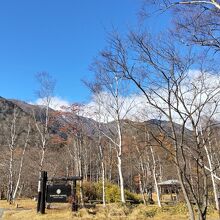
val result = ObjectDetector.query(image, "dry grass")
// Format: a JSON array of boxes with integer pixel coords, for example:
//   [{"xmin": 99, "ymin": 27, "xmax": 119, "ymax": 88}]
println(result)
[
  {"xmin": 0, "ymin": 199, "xmax": 36, "ymax": 209},
  {"xmin": 0, "ymin": 200, "xmax": 74, "ymax": 220},
  {"xmin": 3, "ymin": 209, "xmax": 73, "ymax": 220},
  {"xmin": 0, "ymin": 199, "xmax": 219, "ymax": 220}
]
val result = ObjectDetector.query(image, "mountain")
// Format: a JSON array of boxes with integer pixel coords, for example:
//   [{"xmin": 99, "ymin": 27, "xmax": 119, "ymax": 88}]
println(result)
[
  {"xmin": 0, "ymin": 96, "xmax": 193, "ymax": 141},
  {"xmin": 0, "ymin": 96, "xmax": 99, "ymax": 140}
]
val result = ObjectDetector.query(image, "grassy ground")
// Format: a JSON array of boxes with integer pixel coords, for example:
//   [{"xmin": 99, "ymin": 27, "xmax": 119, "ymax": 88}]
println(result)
[{"xmin": 0, "ymin": 199, "xmax": 219, "ymax": 220}]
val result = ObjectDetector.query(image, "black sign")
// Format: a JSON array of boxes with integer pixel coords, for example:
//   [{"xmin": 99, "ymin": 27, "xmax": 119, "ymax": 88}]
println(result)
[{"xmin": 46, "ymin": 184, "xmax": 71, "ymax": 203}]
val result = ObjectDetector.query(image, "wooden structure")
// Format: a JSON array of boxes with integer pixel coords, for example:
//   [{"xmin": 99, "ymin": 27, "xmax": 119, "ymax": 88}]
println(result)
[
  {"xmin": 36, "ymin": 171, "xmax": 82, "ymax": 214},
  {"xmin": 158, "ymin": 180, "xmax": 181, "ymax": 202}
]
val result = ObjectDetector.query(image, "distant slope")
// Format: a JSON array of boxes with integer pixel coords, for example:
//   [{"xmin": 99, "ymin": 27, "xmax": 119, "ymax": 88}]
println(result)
[{"xmin": 0, "ymin": 96, "xmax": 195, "ymax": 146}]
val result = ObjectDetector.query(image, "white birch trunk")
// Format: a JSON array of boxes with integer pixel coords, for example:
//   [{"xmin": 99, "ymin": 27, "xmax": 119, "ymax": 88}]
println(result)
[
  {"xmin": 150, "ymin": 145, "xmax": 161, "ymax": 207},
  {"xmin": 8, "ymin": 148, "xmax": 14, "ymax": 203},
  {"xmin": 33, "ymin": 76, "xmax": 53, "ymax": 172},
  {"xmin": 7, "ymin": 108, "xmax": 18, "ymax": 203},
  {"xmin": 101, "ymin": 160, "xmax": 106, "ymax": 207},
  {"xmin": 116, "ymin": 119, "xmax": 125, "ymax": 203},
  {"xmin": 117, "ymin": 154, "xmax": 125, "ymax": 203},
  {"xmin": 139, "ymin": 173, "xmax": 146, "ymax": 205},
  {"xmin": 97, "ymin": 99, "xmax": 106, "ymax": 207},
  {"xmin": 134, "ymin": 136, "xmax": 147, "ymax": 205},
  {"xmin": 12, "ymin": 121, "xmax": 31, "ymax": 200},
  {"xmin": 77, "ymin": 136, "xmax": 85, "ymax": 207},
  {"xmin": 200, "ymin": 125, "xmax": 219, "ymax": 211}
]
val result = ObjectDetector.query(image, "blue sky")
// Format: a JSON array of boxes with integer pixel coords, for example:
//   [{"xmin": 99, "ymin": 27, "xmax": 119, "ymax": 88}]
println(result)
[{"xmin": 0, "ymin": 0, "xmax": 169, "ymax": 104}]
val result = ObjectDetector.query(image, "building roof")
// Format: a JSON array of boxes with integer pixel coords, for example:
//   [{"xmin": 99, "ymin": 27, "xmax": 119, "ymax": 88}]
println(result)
[{"xmin": 158, "ymin": 180, "xmax": 180, "ymax": 186}]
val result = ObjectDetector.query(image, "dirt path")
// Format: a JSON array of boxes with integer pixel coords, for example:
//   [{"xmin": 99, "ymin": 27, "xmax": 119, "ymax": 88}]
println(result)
[{"xmin": 0, "ymin": 208, "xmax": 5, "ymax": 219}]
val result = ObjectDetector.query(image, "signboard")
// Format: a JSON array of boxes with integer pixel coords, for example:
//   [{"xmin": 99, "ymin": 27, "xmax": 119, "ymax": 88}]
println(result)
[{"xmin": 46, "ymin": 184, "xmax": 71, "ymax": 203}]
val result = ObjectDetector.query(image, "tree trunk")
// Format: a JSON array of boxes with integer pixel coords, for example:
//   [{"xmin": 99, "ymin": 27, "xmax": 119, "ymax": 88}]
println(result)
[
  {"xmin": 150, "ymin": 145, "xmax": 161, "ymax": 207},
  {"xmin": 139, "ymin": 173, "xmax": 146, "ymax": 205},
  {"xmin": 8, "ymin": 148, "xmax": 14, "ymax": 203},
  {"xmin": 202, "ymin": 126, "xmax": 219, "ymax": 211},
  {"xmin": 13, "ymin": 155, "xmax": 24, "ymax": 200},
  {"xmin": 13, "ymin": 122, "xmax": 30, "ymax": 200},
  {"xmin": 177, "ymin": 167, "xmax": 195, "ymax": 220},
  {"xmin": 98, "ymin": 140, "xmax": 106, "ymax": 206},
  {"xmin": 39, "ymin": 147, "xmax": 46, "ymax": 172},
  {"xmin": 117, "ymin": 154, "xmax": 125, "ymax": 203},
  {"xmin": 77, "ymin": 137, "xmax": 85, "ymax": 207},
  {"xmin": 108, "ymin": 143, "xmax": 113, "ymax": 181},
  {"xmin": 101, "ymin": 160, "xmax": 106, "ymax": 207},
  {"xmin": 116, "ymin": 117, "xmax": 126, "ymax": 204}
]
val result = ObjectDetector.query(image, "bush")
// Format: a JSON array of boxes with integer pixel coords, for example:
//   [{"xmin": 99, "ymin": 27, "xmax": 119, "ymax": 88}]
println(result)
[
  {"xmin": 81, "ymin": 181, "xmax": 97, "ymax": 201},
  {"xmin": 105, "ymin": 182, "xmax": 121, "ymax": 202},
  {"xmin": 125, "ymin": 189, "xmax": 141, "ymax": 203},
  {"xmin": 82, "ymin": 181, "xmax": 140, "ymax": 203}
]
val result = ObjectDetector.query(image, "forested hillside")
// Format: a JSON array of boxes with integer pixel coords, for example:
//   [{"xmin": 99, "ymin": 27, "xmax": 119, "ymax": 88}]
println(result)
[
  {"xmin": 0, "ymin": 96, "xmax": 188, "ymax": 197},
  {"xmin": 1, "ymin": 95, "xmax": 220, "ymax": 209}
]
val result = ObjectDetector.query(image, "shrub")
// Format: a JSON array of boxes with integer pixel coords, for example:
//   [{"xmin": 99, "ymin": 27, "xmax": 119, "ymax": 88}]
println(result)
[
  {"xmin": 125, "ymin": 189, "xmax": 141, "ymax": 203},
  {"xmin": 82, "ymin": 181, "xmax": 98, "ymax": 201},
  {"xmin": 82, "ymin": 181, "xmax": 140, "ymax": 203},
  {"xmin": 105, "ymin": 182, "xmax": 121, "ymax": 202}
]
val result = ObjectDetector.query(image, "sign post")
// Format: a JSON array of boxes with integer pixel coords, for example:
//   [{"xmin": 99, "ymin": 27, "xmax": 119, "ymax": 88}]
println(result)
[
  {"xmin": 37, "ymin": 171, "xmax": 47, "ymax": 214},
  {"xmin": 37, "ymin": 171, "xmax": 82, "ymax": 214},
  {"xmin": 39, "ymin": 171, "xmax": 47, "ymax": 214},
  {"xmin": 72, "ymin": 179, "xmax": 78, "ymax": 212}
]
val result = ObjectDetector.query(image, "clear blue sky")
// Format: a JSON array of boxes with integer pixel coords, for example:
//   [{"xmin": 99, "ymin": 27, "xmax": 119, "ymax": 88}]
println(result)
[{"xmin": 0, "ymin": 0, "xmax": 169, "ymax": 104}]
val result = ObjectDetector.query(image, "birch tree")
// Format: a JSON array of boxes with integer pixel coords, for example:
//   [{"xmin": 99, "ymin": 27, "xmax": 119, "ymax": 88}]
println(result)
[
  {"xmin": 2, "ymin": 106, "xmax": 31, "ymax": 203},
  {"xmin": 34, "ymin": 72, "xmax": 55, "ymax": 171},
  {"xmin": 12, "ymin": 120, "xmax": 31, "ymax": 200},
  {"xmin": 148, "ymin": 132, "xmax": 162, "ymax": 207},
  {"xmin": 95, "ymin": 30, "xmax": 220, "ymax": 219},
  {"xmin": 92, "ymin": 94, "xmax": 106, "ymax": 206},
  {"xmin": 89, "ymin": 47, "xmax": 135, "ymax": 203},
  {"xmin": 6, "ymin": 108, "xmax": 19, "ymax": 203},
  {"xmin": 61, "ymin": 104, "xmax": 88, "ymax": 207}
]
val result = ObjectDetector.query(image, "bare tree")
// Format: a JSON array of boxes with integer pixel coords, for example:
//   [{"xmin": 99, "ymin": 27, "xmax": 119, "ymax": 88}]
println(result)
[
  {"xmin": 92, "ymin": 94, "xmax": 106, "ymax": 206},
  {"xmin": 95, "ymin": 29, "xmax": 220, "ymax": 219},
  {"xmin": 142, "ymin": 0, "xmax": 220, "ymax": 53},
  {"xmin": 1, "ymin": 106, "xmax": 31, "ymax": 203},
  {"xmin": 149, "ymin": 0, "xmax": 220, "ymax": 10},
  {"xmin": 60, "ymin": 104, "xmax": 88, "ymax": 207},
  {"xmin": 7, "ymin": 108, "xmax": 19, "ymax": 203},
  {"xmin": 132, "ymin": 136, "xmax": 147, "ymax": 205},
  {"xmin": 147, "ymin": 132, "xmax": 162, "ymax": 207},
  {"xmin": 12, "ymin": 120, "xmax": 31, "ymax": 200},
  {"xmin": 34, "ymin": 72, "xmax": 55, "ymax": 171},
  {"xmin": 89, "ymin": 49, "xmax": 135, "ymax": 203}
]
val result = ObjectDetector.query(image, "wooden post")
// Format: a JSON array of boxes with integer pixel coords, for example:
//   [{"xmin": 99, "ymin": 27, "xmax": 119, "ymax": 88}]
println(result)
[
  {"xmin": 37, "ymin": 171, "xmax": 47, "ymax": 214},
  {"xmin": 72, "ymin": 180, "xmax": 78, "ymax": 212},
  {"xmin": 39, "ymin": 171, "xmax": 47, "ymax": 214}
]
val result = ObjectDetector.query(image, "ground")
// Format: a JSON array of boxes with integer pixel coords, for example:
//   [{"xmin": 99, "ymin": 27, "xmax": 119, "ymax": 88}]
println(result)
[{"xmin": 0, "ymin": 199, "xmax": 219, "ymax": 220}]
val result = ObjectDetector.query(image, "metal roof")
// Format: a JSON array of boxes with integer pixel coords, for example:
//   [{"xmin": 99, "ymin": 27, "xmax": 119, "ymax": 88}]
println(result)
[{"xmin": 158, "ymin": 180, "xmax": 180, "ymax": 185}]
